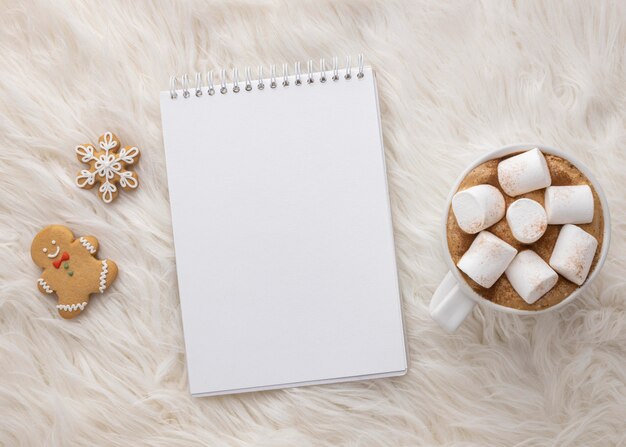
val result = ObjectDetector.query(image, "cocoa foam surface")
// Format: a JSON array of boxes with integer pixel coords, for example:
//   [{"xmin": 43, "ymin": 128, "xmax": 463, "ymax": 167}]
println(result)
[{"xmin": 447, "ymin": 154, "xmax": 604, "ymax": 311}]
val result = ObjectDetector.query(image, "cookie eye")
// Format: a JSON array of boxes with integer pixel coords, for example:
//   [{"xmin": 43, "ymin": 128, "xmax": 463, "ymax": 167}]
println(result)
[
  {"xmin": 51, "ymin": 240, "xmax": 56, "ymax": 245},
  {"xmin": 42, "ymin": 248, "xmax": 48, "ymax": 253}
]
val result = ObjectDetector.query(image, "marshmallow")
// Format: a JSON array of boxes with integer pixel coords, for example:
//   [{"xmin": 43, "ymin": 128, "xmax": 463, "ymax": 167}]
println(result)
[
  {"xmin": 497, "ymin": 148, "xmax": 552, "ymax": 196},
  {"xmin": 549, "ymin": 224, "xmax": 598, "ymax": 285},
  {"xmin": 457, "ymin": 231, "xmax": 517, "ymax": 288},
  {"xmin": 506, "ymin": 198, "xmax": 548, "ymax": 244},
  {"xmin": 452, "ymin": 185, "xmax": 505, "ymax": 234},
  {"xmin": 545, "ymin": 185, "xmax": 594, "ymax": 225},
  {"xmin": 505, "ymin": 250, "xmax": 558, "ymax": 304}
]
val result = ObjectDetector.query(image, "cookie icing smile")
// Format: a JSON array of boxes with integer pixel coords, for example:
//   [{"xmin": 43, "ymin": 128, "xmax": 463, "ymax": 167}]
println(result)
[{"xmin": 47, "ymin": 245, "xmax": 60, "ymax": 258}]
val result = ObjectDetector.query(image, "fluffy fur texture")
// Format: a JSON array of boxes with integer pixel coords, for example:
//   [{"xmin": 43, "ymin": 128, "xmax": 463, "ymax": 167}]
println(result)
[{"xmin": 1, "ymin": 0, "xmax": 625, "ymax": 445}]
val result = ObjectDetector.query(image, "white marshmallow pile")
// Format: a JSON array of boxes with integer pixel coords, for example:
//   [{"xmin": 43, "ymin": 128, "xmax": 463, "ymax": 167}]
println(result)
[
  {"xmin": 506, "ymin": 198, "xmax": 547, "ymax": 244},
  {"xmin": 457, "ymin": 231, "xmax": 517, "ymax": 288},
  {"xmin": 549, "ymin": 224, "xmax": 598, "ymax": 285},
  {"xmin": 452, "ymin": 148, "xmax": 600, "ymax": 302},
  {"xmin": 497, "ymin": 148, "xmax": 552, "ymax": 197},
  {"xmin": 545, "ymin": 185, "xmax": 594, "ymax": 224},
  {"xmin": 505, "ymin": 250, "xmax": 558, "ymax": 304},
  {"xmin": 451, "ymin": 184, "xmax": 505, "ymax": 234}
]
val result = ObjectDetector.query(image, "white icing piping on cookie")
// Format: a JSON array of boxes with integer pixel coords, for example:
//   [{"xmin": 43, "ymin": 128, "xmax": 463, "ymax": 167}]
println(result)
[
  {"xmin": 56, "ymin": 302, "xmax": 88, "ymax": 312},
  {"xmin": 79, "ymin": 237, "xmax": 97, "ymax": 254},
  {"xmin": 75, "ymin": 132, "xmax": 139, "ymax": 204},
  {"xmin": 47, "ymin": 246, "xmax": 60, "ymax": 258},
  {"xmin": 38, "ymin": 278, "xmax": 54, "ymax": 294},
  {"xmin": 99, "ymin": 259, "xmax": 108, "ymax": 293},
  {"xmin": 99, "ymin": 132, "xmax": 118, "ymax": 151}
]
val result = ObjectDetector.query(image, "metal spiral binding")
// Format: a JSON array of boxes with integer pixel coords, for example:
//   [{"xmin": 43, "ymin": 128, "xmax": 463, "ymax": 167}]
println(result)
[
  {"xmin": 245, "ymin": 67, "xmax": 252, "ymax": 91},
  {"xmin": 258, "ymin": 66, "xmax": 265, "ymax": 90},
  {"xmin": 282, "ymin": 63, "xmax": 289, "ymax": 87},
  {"xmin": 232, "ymin": 68, "xmax": 240, "ymax": 93},
  {"xmin": 307, "ymin": 60, "xmax": 314, "ymax": 84},
  {"xmin": 207, "ymin": 71, "xmax": 215, "ymax": 96},
  {"xmin": 169, "ymin": 54, "xmax": 365, "ymax": 99},
  {"xmin": 220, "ymin": 69, "xmax": 227, "ymax": 94},
  {"xmin": 195, "ymin": 72, "xmax": 203, "ymax": 97},
  {"xmin": 181, "ymin": 74, "xmax": 190, "ymax": 98},
  {"xmin": 332, "ymin": 56, "xmax": 339, "ymax": 81},
  {"xmin": 294, "ymin": 62, "xmax": 302, "ymax": 86}
]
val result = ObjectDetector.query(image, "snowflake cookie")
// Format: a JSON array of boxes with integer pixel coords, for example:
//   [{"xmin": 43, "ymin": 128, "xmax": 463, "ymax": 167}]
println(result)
[
  {"xmin": 75, "ymin": 132, "xmax": 140, "ymax": 203},
  {"xmin": 31, "ymin": 225, "xmax": 118, "ymax": 319}
]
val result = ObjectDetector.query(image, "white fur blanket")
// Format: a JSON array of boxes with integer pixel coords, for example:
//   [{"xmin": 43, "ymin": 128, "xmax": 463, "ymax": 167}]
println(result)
[{"xmin": 1, "ymin": 0, "xmax": 625, "ymax": 445}]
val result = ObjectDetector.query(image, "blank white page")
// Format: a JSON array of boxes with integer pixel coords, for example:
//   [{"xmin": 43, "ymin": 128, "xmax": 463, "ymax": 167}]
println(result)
[{"xmin": 160, "ymin": 66, "xmax": 406, "ymax": 396}]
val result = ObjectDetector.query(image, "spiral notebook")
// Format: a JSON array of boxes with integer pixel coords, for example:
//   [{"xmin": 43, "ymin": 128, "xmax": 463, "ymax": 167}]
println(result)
[{"xmin": 160, "ymin": 56, "xmax": 407, "ymax": 397}]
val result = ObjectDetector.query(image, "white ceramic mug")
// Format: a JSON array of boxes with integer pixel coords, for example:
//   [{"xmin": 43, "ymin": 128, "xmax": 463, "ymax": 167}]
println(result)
[{"xmin": 430, "ymin": 144, "xmax": 611, "ymax": 333}]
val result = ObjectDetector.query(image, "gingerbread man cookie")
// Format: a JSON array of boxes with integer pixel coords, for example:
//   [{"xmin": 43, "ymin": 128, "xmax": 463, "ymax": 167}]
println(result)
[
  {"xmin": 75, "ymin": 132, "xmax": 140, "ymax": 203},
  {"xmin": 31, "ymin": 225, "xmax": 118, "ymax": 319}
]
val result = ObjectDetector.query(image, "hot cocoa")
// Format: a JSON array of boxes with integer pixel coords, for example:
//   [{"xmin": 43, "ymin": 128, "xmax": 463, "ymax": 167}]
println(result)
[{"xmin": 447, "ymin": 152, "xmax": 604, "ymax": 311}]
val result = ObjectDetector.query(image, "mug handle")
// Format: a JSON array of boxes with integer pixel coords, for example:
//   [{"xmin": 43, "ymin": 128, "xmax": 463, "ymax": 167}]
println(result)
[{"xmin": 430, "ymin": 271, "xmax": 476, "ymax": 333}]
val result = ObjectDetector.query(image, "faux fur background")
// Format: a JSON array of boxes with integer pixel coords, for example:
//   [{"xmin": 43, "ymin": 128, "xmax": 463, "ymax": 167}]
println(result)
[{"xmin": 1, "ymin": 0, "xmax": 625, "ymax": 445}]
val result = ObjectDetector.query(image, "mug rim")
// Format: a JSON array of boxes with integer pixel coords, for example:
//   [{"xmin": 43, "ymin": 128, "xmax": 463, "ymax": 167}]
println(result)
[{"xmin": 441, "ymin": 143, "xmax": 612, "ymax": 315}]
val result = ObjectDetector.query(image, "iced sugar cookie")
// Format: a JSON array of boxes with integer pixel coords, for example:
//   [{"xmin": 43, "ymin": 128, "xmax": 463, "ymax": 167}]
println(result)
[
  {"xmin": 31, "ymin": 225, "xmax": 118, "ymax": 319},
  {"xmin": 75, "ymin": 131, "xmax": 140, "ymax": 203}
]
